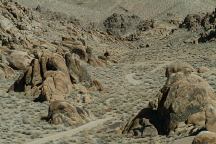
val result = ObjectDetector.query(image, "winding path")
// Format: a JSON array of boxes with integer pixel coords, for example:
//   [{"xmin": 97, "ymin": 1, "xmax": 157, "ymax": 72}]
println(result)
[{"xmin": 25, "ymin": 117, "xmax": 112, "ymax": 144}]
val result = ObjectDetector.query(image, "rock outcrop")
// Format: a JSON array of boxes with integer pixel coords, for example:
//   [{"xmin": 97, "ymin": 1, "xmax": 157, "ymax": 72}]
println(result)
[
  {"xmin": 47, "ymin": 100, "xmax": 91, "ymax": 126},
  {"xmin": 123, "ymin": 61, "xmax": 216, "ymax": 137},
  {"xmin": 10, "ymin": 50, "xmax": 95, "ymax": 102},
  {"xmin": 104, "ymin": 13, "xmax": 154, "ymax": 38},
  {"xmin": 0, "ymin": 0, "xmax": 108, "ymax": 127},
  {"xmin": 7, "ymin": 50, "xmax": 33, "ymax": 70},
  {"xmin": 193, "ymin": 131, "xmax": 216, "ymax": 144},
  {"xmin": 180, "ymin": 8, "xmax": 216, "ymax": 42}
]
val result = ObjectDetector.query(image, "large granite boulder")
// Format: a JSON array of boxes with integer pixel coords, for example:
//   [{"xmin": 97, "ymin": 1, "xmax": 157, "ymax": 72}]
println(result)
[
  {"xmin": 123, "ymin": 61, "xmax": 216, "ymax": 137},
  {"xmin": 193, "ymin": 131, "xmax": 216, "ymax": 144},
  {"xmin": 6, "ymin": 50, "xmax": 33, "ymax": 70},
  {"xmin": 47, "ymin": 100, "xmax": 91, "ymax": 126}
]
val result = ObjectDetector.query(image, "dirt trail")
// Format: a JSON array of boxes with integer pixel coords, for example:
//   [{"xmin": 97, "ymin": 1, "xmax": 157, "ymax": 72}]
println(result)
[{"xmin": 25, "ymin": 117, "xmax": 112, "ymax": 144}]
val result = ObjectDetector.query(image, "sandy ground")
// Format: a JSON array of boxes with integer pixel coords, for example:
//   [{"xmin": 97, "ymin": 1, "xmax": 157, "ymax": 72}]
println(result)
[{"xmin": 1, "ymin": 0, "xmax": 216, "ymax": 144}]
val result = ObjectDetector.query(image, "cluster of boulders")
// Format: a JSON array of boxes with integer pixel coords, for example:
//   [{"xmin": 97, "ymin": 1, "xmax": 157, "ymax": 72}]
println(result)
[
  {"xmin": 0, "ymin": 0, "xmax": 109, "ymax": 126},
  {"xmin": 0, "ymin": 0, "xmax": 40, "ymax": 50},
  {"xmin": 0, "ymin": 0, "xmax": 39, "ymax": 79},
  {"xmin": 123, "ymin": 61, "xmax": 216, "ymax": 143},
  {"xmin": 180, "ymin": 8, "xmax": 216, "ymax": 42},
  {"xmin": 103, "ymin": 13, "xmax": 154, "ymax": 39},
  {"xmin": 7, "ymin": 48, "xmax": 104, "ymax": 125}
]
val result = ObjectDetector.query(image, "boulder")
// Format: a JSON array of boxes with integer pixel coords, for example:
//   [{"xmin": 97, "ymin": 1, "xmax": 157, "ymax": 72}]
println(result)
[
  {"xmin": 31, "ymin": 59, "xmax": 43, "ymax": 87},
  {"xmin": 158, "ymin": 71, "xmax": 215, "ymax": 134},
  {"xmin": 180, "ymin": 14, "xmax": 204, "ymax": 31},
  {"xmin": 7, "ymin": 50, "xmax": 33, "ymax": 70},
  {"xmin": 41, "ymin": 71, "xmax": 72, "ymax": 102},
  {"xmin": 180, "ymin": 9, "xmax": 216, "ymax": 42},
  {"xmin": 40, "ymin": 51, "xmax": 69, "ymax": 76},
  {"xmin": 193, "ymin": 131, "xmax": 216, "ymax": 144},
  {"xmin": 197, "ymin": 66, "xmax": 210, "ymax": 73},
  {"xmin": 104, "ymin": 13, "xmax": 153, "ymax": 37},
  {"xmin": 10, "ymin": 51, "xmax": 72, "ymax": 101},
  {"xmin": 124, "ymin": 61, "xmax": 216, "ymax": 137},
  {"xmin": 47, "ymin": 100, "xmax": 91, "ymax": 126},
  {"xmin": 65, "ymin": 53, "xmax": 91, "ymax": 84},
  {"xmin": 91, "ymin": 79, "xmax": 103, "ymax": 91},
  {"xmin": 0, "ymin": 15, "xmax": 14, "ymax": 31},
  {"xmin": 186, "ymin": 111, "xmax": 206, "ymax": 128},
  {"xmin": 165, "ymin": 61, "xmax": 195, "ymax": 78},
  {"xmin": 205, "ymin": 103, "xmax": 216, "ymax": 133}
]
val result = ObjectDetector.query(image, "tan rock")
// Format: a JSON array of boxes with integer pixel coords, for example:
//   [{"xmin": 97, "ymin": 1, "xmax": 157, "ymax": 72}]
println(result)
[
  {"xmin": 47, "ymin": 53, "xmax": 69, "ymax": 75},
  {"xmin": 0, "ymin": 69, "xmax": 5, "ymax": 79},
  {"xmin": 197, "ymin": 66, "xmax": 210, "ymax": 73},
  {"xmin": 165, "ymin": 61, "xmax": 195, "ymax": 77},
  {"xmin": 205, "ymin": 104, "xmax": 216, "ymax": 133},
  {"xmin": 193, "ymin": 131, "xmax": 216, "ymax": 144},
  {"xmin": 31, "ymin": 59, "xmax": 42, "ymax": 86},
  {"xmin": 0, "ymin": 63, "xmax": 15, "ymax": 79},
  {"xmin": 65, "ymin": 53, "xmax": 91, "ymax": 84},
  {"xmin": 92, "ymin": 79, "xmax": 103, "ymax": 91},
  {"xmin": 7, "ymin": 50, "xmax": 33, "ymax": 70},
  {"xmin": 126, "ymin": 61, "xmax": 216, "ymax": 137},
  {"xmin": 158, "ymin": 71, "xmax": 215, "ymax": 134},
  {"xmin": 47, "ymin": 100, "xmax": 91, "ymax": 125},
  {"xmin": 41, "ymin": 71, "xmax": 72, "ymax": 102},
  {"xmin": 186, "ymin": 111, "xmax": 206, "ymax": 128}
]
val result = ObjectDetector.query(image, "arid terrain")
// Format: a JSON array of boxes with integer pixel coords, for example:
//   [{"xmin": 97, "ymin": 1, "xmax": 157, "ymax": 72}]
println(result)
[{"xmin": 1, "ymin": 0, "xmax": 216, "ymax": 144}]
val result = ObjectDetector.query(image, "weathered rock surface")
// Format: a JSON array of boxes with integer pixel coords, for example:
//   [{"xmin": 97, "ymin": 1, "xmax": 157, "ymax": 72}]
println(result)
[
  {"xmin": 180, "ymin": 8, "xmax": 216, "ymax": 42},
  {"xmin": 65, "ymin": 53, "xmax": 91, "ymax": 84},
  {"xmin": 47, "ymin": 100, "xmax": 91, "ymax": 126},
  {"xmin": 7, "ymin": 50, "xmax": 33, "ymax": 70},
  {"xmin": 158, "ymin": 71, "xmax": 215, "ymax": 134},
  {"xmin": 0, "ymin": 63, "xmax": 15, "ymax": 79},
  {"xmin": 123, "ymin": 61, "xmax": 216, "ymax": 137},
  {"xmin": 10, "ymin": 51, "xmax": 73, "ymax": 101},
  {"xmin": 41, "ymin": 71, "xmax": 72, "ymax": 102},
  {"xmin": 180, "ymin": 14, "xmax": 205, "ymax": 31},
  {"xmin": 159, "ymin": 62, "xmax": 216, "ymax": 135},
  {"xmin": 104, "ymin": 13, "xmax": 154, "ymax": 38},
  {"xmin": 205, "ymin": 103, "xmax": 216, "ymax": 133},
  {"xmin": 193, "ymin": 131, "xmax": 216, "ymax": 144}
]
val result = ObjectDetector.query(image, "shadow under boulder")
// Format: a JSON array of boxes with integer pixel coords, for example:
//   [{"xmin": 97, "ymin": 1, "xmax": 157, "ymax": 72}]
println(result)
[{"xmin": 122, "ymin": 108, "xmax": 158, "ymax": 137}]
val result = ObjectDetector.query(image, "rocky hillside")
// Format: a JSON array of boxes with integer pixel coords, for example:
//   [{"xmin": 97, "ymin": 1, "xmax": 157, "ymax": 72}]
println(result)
[{"xmin": 1, "ymin": 0, "xmax": 216, "ymax": 144}]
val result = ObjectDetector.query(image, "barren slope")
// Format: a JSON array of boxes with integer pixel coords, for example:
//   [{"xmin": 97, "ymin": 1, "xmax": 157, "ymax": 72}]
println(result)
[
  {"xmin": 1, "ymin": 0, "xmax": 216, "ymax": 144},
  {"xmin": 16, "ymin": 0, "xmax": 216, "ymax": 24}
]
